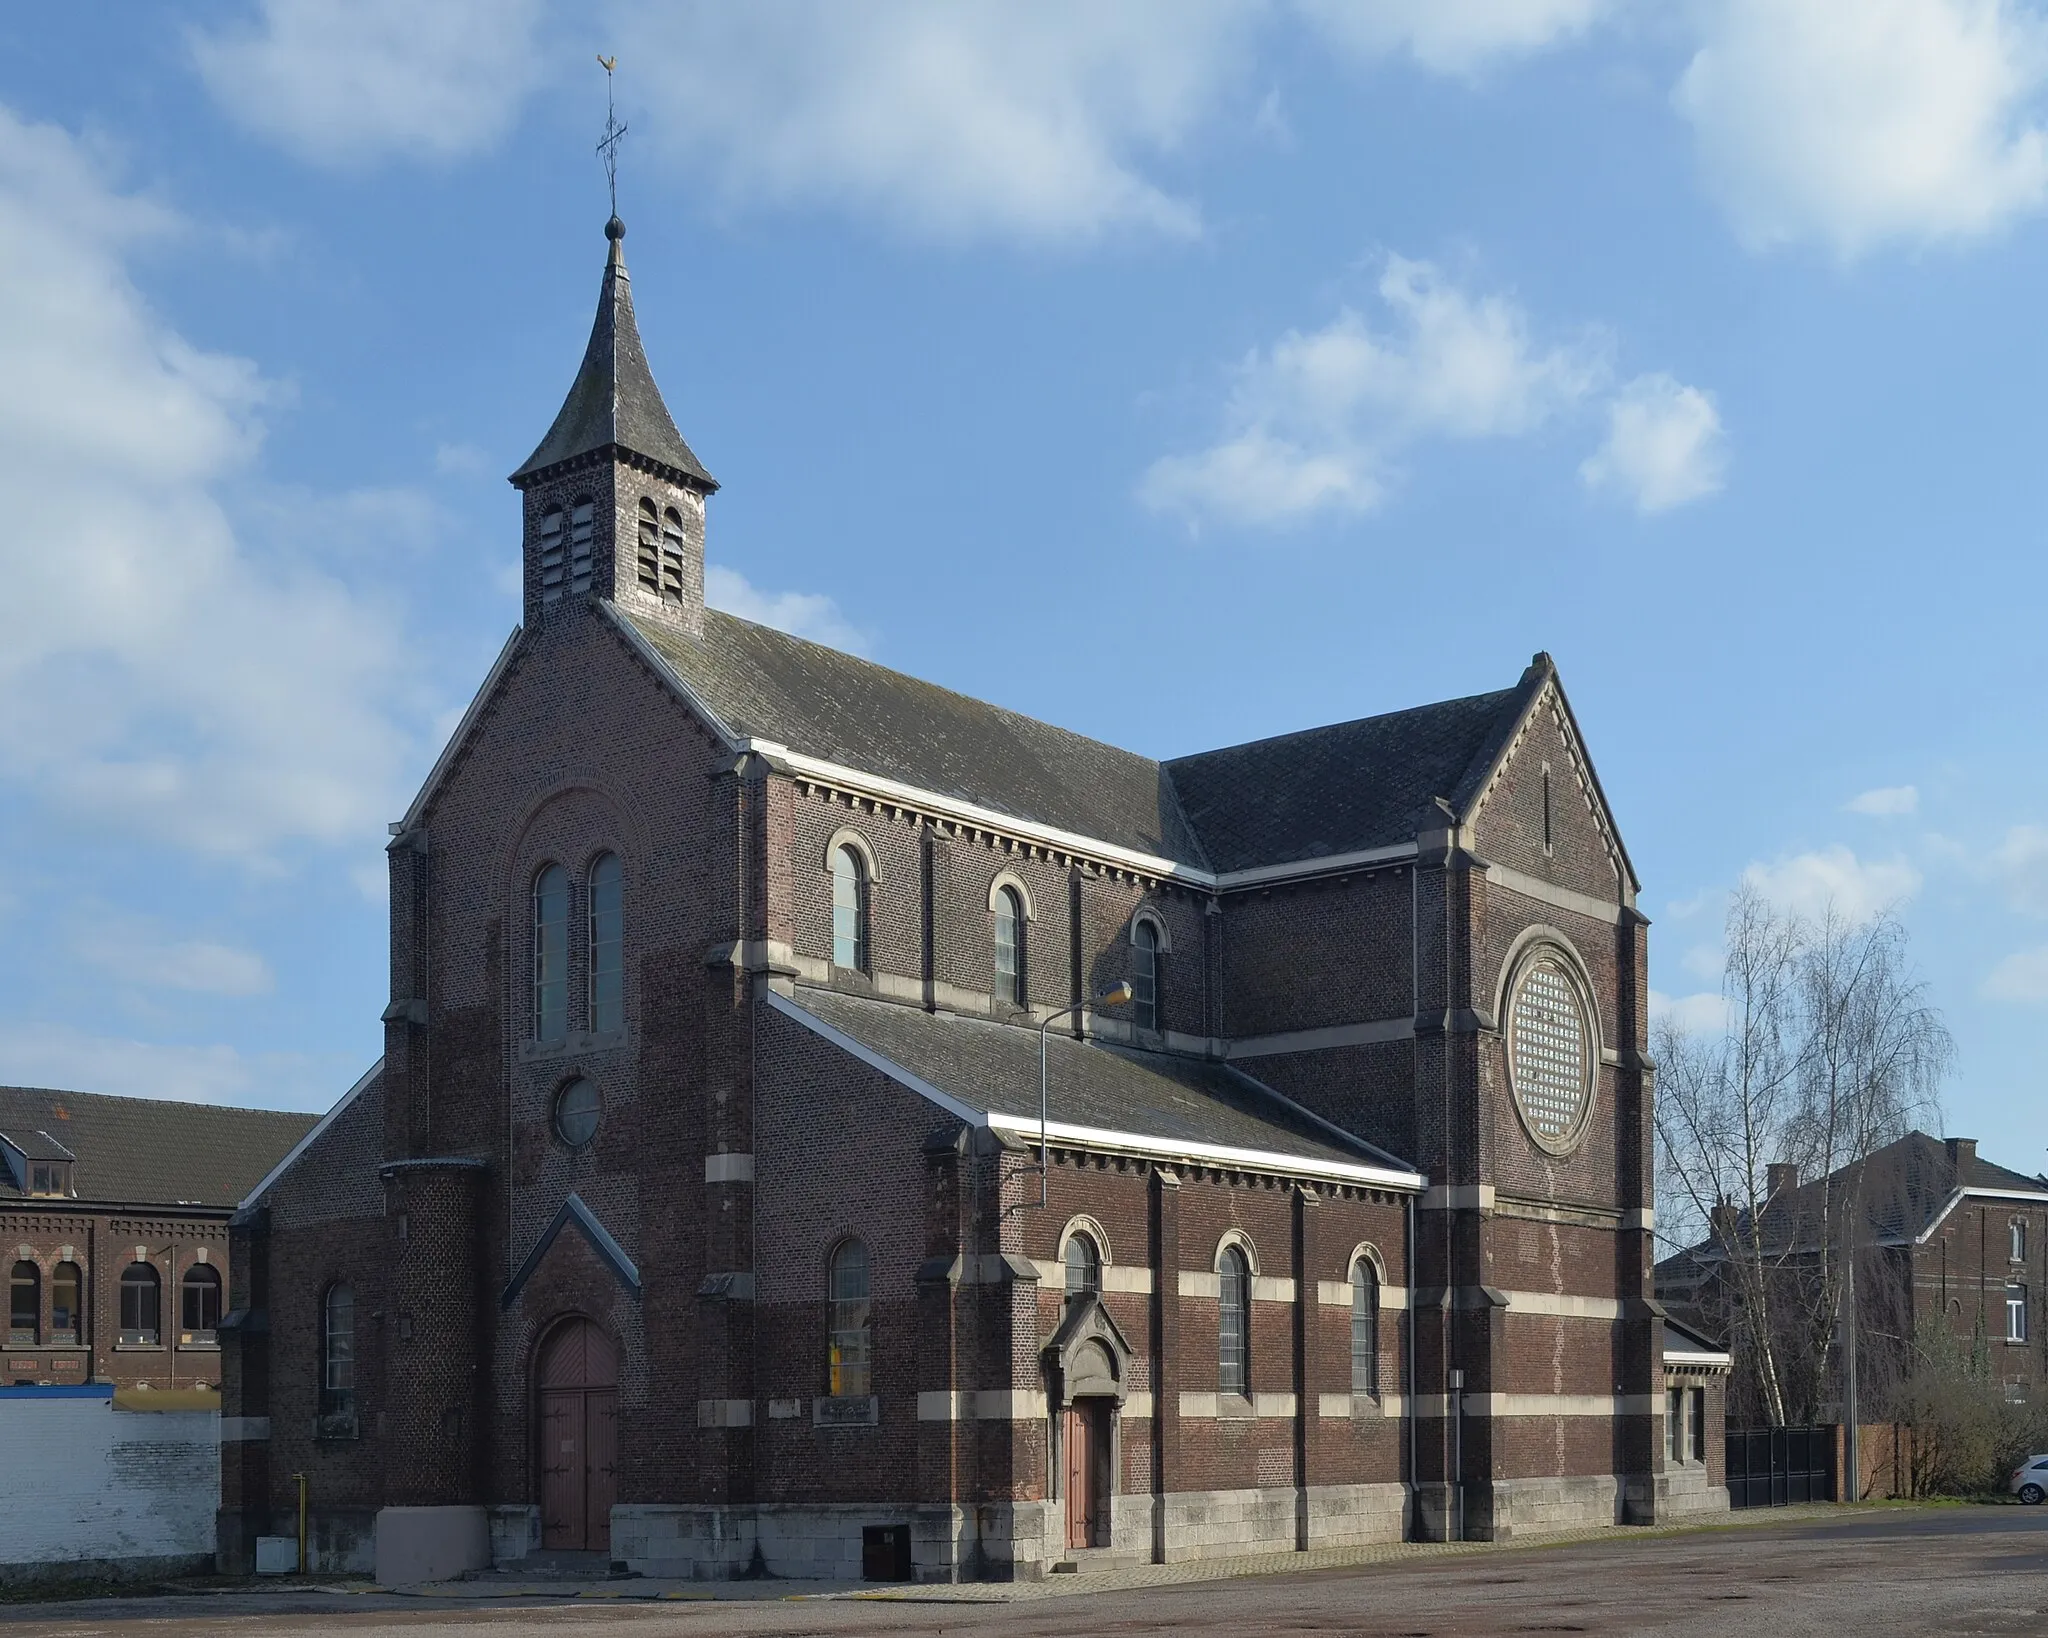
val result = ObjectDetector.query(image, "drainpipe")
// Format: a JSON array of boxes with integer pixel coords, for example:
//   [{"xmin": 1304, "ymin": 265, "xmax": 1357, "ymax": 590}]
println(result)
[
  {"xmin": 293, "ymin": 1471, "xmax": 308, "ymax": 1574},
  {"xmin": 1405, "ymin": 1190, "xmax": 1418, "ymax": 1541}
]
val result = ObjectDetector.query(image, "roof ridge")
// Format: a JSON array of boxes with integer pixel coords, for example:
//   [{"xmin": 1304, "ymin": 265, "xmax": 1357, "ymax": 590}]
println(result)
[
  {"xmin": 1164, "ymin": 683, "xmax": 1522, "ymax": 770},
  {"xmin": 0, "ymin": 1084, "xmax": 318, "ymax": 1120}
]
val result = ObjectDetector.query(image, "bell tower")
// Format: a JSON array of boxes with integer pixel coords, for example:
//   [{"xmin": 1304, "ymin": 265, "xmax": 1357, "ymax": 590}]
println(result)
[{"xmin": 509, "ymin": 216, "xmax": 718, "ymax": 638}]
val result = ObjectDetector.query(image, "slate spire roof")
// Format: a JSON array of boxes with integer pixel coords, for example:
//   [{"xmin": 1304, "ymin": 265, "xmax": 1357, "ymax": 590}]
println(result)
[{"xmin": 511, "ymin": 216, "xmax": 717, "ymax": 491}]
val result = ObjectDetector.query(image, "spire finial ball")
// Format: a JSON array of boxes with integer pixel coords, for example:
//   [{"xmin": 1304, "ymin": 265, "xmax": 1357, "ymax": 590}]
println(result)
[{"xmin": 606, "ymin": 215, "xmax": 626, "ymax": 241}]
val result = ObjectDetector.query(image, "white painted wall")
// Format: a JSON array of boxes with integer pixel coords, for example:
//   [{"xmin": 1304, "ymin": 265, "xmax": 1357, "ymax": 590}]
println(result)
[{"xmin": 0, "ymin": 1389, "xmax": 218, "ymax": 1573}]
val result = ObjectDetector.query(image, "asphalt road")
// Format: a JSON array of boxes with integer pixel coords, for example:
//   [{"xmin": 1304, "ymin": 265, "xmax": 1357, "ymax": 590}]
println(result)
[{"xmin": 6, "ymin": 1507, "xmax": 2048, "ymax": 1637}]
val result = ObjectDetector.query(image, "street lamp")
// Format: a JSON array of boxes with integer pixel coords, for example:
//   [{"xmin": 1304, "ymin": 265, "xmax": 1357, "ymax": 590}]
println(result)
[{"xmin": 1032, "ymin": 983, "xmax": 1133, "ymax": 1209}]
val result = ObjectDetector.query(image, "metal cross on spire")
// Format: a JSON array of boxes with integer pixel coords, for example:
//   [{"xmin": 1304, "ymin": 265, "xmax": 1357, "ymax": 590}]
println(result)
[{"xmin": 596, "ymin": 55, "xmax": 628, "ymax": 219}]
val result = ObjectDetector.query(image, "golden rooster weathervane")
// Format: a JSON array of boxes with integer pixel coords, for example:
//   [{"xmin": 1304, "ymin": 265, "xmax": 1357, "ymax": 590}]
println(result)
[{"xmin": 597, "ymin": 55, "xmax": 628, "ymax": 220}]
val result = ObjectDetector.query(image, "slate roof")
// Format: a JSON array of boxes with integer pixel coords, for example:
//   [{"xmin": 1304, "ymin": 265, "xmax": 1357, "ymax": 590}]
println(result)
[
  {"xmin": 622, "ymin": 606, "xmax": 1551, "ymax": 876},
  {"xmin": 0, "ymin": 1086, "xmax": 318, "ymax": 1209},
  {"xmin": 511, "ymin": 219, "xmax": 716, "ymax": 490},
  {"xmin": 625, "ymin": 608, "xmax": 1209, "ymax": 865},
  {"xmin": 777, "ymin": 986, "xmax": 1416, "ymax": 1180},
  {"xmin": 1164, "ymin": 684, "xmax": 1532, "ymax": 873}
]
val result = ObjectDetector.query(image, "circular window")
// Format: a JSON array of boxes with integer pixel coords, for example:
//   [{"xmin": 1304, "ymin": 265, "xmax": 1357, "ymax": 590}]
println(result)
[
  {"xmin": 1507, "ymin": 952, "xmax": 1593, "ymax": 1153},
  {"xmin": 553, "ymin": 1079, "xmax": 600, "ymax": 1148}
]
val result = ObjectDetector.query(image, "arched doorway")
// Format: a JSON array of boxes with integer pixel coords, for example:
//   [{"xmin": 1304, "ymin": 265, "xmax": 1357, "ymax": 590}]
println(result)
[
  {"xmin": 1062, "ymin": 1341, "xmax": 1116, "ymax": 1550},
  {"xmin": 537, "ymin": 1318, "xmax": 618, "ymax": 1552}
]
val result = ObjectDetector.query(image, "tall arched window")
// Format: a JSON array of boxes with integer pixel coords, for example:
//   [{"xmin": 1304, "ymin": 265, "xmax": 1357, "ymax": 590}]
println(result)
[
  {"xmin": 1350, "ymin": 1259, "xmax": 1380, "ymax": 1397},
  {"xmin": 636, "ymin": 497, "xmax": 661, "ymax": 594},
  {"xmin": 589, "ymin": 852, "xmax": 624, "ymax": 1035},
  {"xmin": 1218, "ymin": 1245, "xmax": 1250, "ymax": 1396},
  {"xmin": 322, "ymin": 1283, "xmax": 356, "ymax": 1419},
  {"xmin": 1064, "ymin": 1233, "xmax": 1101, "ymax": 1306},
  {"xmin": 537, "ymin": 506, "xmax": 565, "ymax": 604},
  {"xmin": 660, "ymin": 507, "xmax": 687, "ymax": 604},
  {"xmin": 1132, "ymin": 919, "xmax": 1160, "ymax": 1032},
  {"xmin": 994, "ymin": 885, "xmax": 1024, "ymax": 1006},
  {"xmin": 568, "ymin": 499, "xmax": 595, "ymax": 595},
  {"xmin": 831, "ymin": 845, "xmax": 869, "ymax": 972},
  {"xmin": 181, "ymin": 1264, "xmax": 223, "ymax": 1343},
  {"xmin": 533, "ymin": 864, "xmax": 570, "ymax": 1042},
  {"xmin": 119, "ymin": 1263, "xmax": 161, "ymax": 1346},
  {"xmin": 8, "ymin": 1261, "xmax": 38, "ymax": 1345},
  {"xmin": 50, "ymin": 1262, "xmax": 81, "ymax": 1346},
  {"xmin": 827, "ymin": 1239, "xmax": 872, "ymax": 1397}
]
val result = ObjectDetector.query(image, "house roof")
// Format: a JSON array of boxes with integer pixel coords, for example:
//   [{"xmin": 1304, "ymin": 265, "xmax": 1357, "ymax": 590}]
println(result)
[
  {"xmin": 1671, "ymin": 1130, "xmax": 2048, "ymax": 1260},
  {"xmin": 0, "ymin": 1087, "xmax": 318, "ymax": 1209},
  {"xmin": 621, "ymin": 607, "xmax": 1559, "ymax": 879},
  {"xmin": 510, "ymin": 218, "xmax": 716, "ymax": 491},
  {"xmin": 770, "ymin": 986, "xmax": 1420, "ymax": 1187}
]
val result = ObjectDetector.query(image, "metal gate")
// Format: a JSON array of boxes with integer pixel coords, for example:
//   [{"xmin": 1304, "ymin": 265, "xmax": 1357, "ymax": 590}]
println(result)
[{"xmin": 1725, "ymin": 1425, "xmax": 1837, "ymax": 1508}]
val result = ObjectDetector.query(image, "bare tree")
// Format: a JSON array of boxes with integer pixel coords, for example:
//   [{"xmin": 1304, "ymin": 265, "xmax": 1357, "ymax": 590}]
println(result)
[{"xmin": 1654, "ymin": 886, "xmax": 1950, "ymax": 1427}]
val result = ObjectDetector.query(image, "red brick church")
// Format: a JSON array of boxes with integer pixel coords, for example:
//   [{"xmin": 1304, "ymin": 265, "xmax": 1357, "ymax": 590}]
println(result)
[{"xmin": 217, "ymin": 215, "xmax": 1725, "ymax": 1584}]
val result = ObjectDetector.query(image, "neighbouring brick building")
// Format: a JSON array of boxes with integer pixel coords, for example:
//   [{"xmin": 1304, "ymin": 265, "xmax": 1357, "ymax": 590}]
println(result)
[
  {"xmin": 1, "ymin": 1086, "xmax": 316, "ymax": 1394},
  {"xmin": 1659, "ymin": 1132, "xmax": 2048, "ymax": 1425},
  {"xmin": 218, "ymin": 214, "xmax": 1725, "ymax": 1585}
]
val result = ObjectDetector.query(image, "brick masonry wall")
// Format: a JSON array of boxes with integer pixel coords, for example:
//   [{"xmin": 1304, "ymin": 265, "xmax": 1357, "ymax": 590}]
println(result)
[{"xmin": 2, "ymin": 1209, "xmax": 228, "ymax": 1391}]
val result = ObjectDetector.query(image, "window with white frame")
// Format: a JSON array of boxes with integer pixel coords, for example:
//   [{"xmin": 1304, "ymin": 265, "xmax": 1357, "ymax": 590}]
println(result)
[
  {"xmin": 831, "ymin": 844, "xmax": 869, "ymax": 971},
  {"xmin": 1131, "ymin": 918, "xmax": 1160, "ymax": 1032},
  {"xmin": 2009, "ymin": 1281, "xmax": 2029, "ymax": 1345},
  {"xmin": 1218, "ymin": 1245, "xmax": 1251, "ymax": 1397},
  {"xmin": 1351, "ymin": 1259, "xmax": 1380, "ymax": 1397},
  {"xmin": 2014, "ymin": 1220, "xmax": 2029, "ymax": 1265},
  {"xmin": 994, "ymin": 885, "xmax": 1024, "ymax": 1007}
]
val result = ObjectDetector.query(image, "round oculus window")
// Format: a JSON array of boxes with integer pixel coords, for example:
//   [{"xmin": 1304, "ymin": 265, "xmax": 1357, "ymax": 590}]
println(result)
[
  {"xmin": 1507, "ymin": 954, "xmax": 1593, "ymax": 1152},
  {"xmin": 553, "ymin": 1079, "xmax": 600, "ymax": 1148}
]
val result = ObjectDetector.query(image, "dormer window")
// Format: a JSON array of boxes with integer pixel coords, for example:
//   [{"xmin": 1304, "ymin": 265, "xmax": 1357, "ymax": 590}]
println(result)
[{"xmin": 29, "ymin": 1161, "xmax": 70, "ymax": 1197}]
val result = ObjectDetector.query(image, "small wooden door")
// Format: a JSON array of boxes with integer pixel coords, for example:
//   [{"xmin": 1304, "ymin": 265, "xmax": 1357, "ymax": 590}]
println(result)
[
  {"xmin": 537, "ymin": 1319, "xmax": 619, "ymax": 1551},
  {"xmin": 1063, "ymin": 1400, "xmax": 1111, "ymax": 1549}
]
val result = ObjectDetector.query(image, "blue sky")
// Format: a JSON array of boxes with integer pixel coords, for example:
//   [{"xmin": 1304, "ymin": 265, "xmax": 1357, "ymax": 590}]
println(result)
[{"xmin": 2, "ymin": 1, "xmax": 2047, "ymax": 1175}]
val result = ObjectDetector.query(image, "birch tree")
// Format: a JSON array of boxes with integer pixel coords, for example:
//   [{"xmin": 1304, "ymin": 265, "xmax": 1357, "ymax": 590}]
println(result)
[{"xmin": 1654, "ymin": 886, "xmax": 1950, "ymax": 1426}]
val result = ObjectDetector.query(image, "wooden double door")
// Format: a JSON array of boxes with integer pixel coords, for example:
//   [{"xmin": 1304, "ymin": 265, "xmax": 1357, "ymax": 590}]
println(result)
[
  {"xmin": 538, "ymin": 1319, "xmax": 618, "ymax": 1552},
  {"xmin": 1063, "ymin": 1399, "xmax": 1113, "ymax": 1550}
]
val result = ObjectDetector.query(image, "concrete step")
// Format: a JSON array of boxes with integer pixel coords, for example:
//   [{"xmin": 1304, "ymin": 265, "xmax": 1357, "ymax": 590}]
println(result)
[{"xmin": 469, "ymin": 1549, "xmax": 632, "ymax": 1581}]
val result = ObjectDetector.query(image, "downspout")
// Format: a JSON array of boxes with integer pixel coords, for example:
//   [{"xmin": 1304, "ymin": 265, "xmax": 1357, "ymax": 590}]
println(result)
[{"xmin": 1405, "ymin": 1189, "xmax": 1418, "ymax": 1540}]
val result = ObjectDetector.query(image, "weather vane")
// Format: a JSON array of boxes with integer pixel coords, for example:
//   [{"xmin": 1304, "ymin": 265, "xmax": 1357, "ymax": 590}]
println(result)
[{"xmin": 596, "ymin": 55, "xmax": 627, "ymax": 219}]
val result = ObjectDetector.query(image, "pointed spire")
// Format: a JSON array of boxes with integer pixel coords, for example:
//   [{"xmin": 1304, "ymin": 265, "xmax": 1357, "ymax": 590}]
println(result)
[{"xmin": 511, "ymin": 217, "xmax": 717, "ymax": 491}]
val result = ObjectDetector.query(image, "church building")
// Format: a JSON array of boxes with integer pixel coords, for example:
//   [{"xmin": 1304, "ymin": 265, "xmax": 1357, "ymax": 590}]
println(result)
[{"xmin": 216, "ymin": 215, "xmax": 1725, "ymax": 1585}]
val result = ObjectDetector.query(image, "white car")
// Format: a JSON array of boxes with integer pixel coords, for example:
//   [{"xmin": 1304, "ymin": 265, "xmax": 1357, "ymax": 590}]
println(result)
[{"xmin": 2011, "ymin": 1455, "xmax": 2048, "ymax": 1505}]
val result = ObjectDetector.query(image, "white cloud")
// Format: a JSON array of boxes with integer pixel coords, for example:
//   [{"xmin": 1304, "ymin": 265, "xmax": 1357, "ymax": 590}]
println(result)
[
  {"xmin": 433, "ymin": 441, "xmax": 492, "ymax": 478},
  {"xmin": 1140, "ymin": 255, "xmax": 1607, "ymax": 527},
  {"xmin": 1847, "ymin": 784, "xmax": 1921, "ymax": 816},
  {"xmin": 706, "ymin": 565, "xmax": 873, "ymax": 656},
  {"xmin": 1991, "ymin": 824, "xmax": 2048, "ymax": 913},
  {"xmin": 1578, "ymin": 372, "xmax": 1726, "ymax": 513},
  {"xmin": 0, "ymin": 1021, "xmax": 339, "ymax": 1110},
  {"xmin": 1985, "ymin": 943, "xmax": 2048, "ymax": 1001},
  {"xmin": 617, "ymin": 0, "xmax": 1254, "ymax": 243},
  {"xmin": 1651, "ymin": 988, "xmax": 1733, "ymax": 1034},
  {"xmin": 1675, "ymin": 0, "xmax": 2048, "ymax": 257},
  {"xmin": 1294, "ymin": 0, "xmax": 1615, "ymax": 75},
  {"xmin": 1741, "ymin": 844, "xmax": 1921, "ymax": 922},
  {"xmin": 190, "ymin": 0, "xmax": 546, "ymax": 169},
  {"xmin": 0, "ymin": 104, "xmax": 426, "ymax": 857},
  {"xmin": 70, "ymin": 916, "xmax": 275, "ymax": 998}
]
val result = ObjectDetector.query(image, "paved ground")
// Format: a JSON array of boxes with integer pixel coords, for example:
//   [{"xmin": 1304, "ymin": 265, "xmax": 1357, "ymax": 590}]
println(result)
[{"xmin": 5, "ymin": 1505, "xmax": 2047, "ymax": 1636}]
